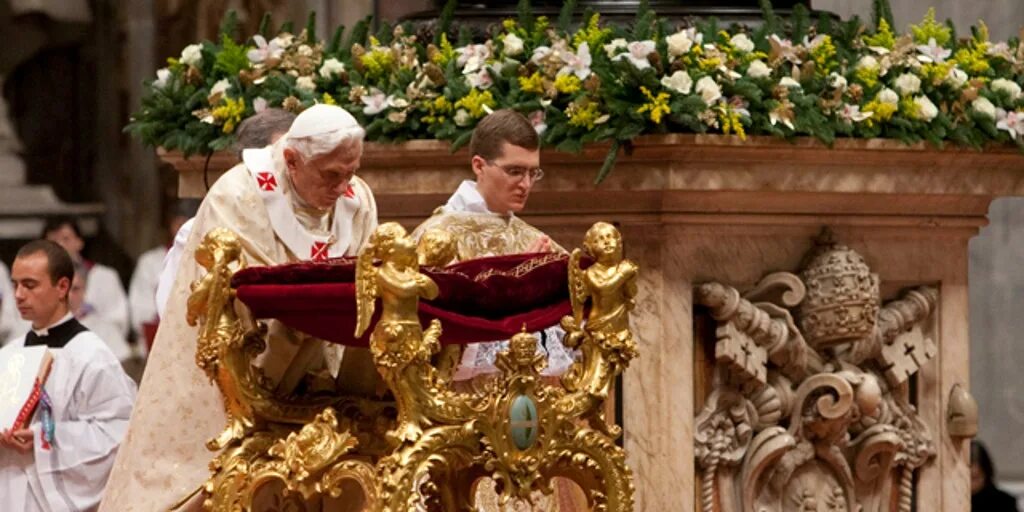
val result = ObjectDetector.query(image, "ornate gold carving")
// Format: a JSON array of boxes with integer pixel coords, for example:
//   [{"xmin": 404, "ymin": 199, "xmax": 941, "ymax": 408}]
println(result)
[
  {"xmin": 190, "ymin": 222, "xmax": 638, "ymax": 511},
  {"xmin": 695, "ymin": 231, "xmax": 936, "ymax": 512}
]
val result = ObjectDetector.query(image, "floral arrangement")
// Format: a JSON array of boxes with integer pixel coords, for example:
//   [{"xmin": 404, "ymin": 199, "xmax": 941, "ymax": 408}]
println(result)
[{"xmin": 129, "ymin": 0, "xmax": 1024, "ymax": 182}]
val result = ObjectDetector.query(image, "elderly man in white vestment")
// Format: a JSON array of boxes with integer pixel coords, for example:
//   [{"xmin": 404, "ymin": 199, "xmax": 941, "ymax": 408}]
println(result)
[
  {"xmin": 100, "ymin": 104, "xmax": 378, "ymax": 511},
  {"xmin": 0, "ymin": 240, "xmax": 137, "ymax": 511}
]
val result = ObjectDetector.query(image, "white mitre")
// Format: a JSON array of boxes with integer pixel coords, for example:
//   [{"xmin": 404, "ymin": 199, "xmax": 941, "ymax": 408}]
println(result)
[{"xmin": 286, "ymin": 103, "xmax": 365, "ymax": 142}]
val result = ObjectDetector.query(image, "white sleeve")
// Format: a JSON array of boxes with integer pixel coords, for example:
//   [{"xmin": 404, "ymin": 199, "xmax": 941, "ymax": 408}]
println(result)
[
  {"xmin": 0, "ymin": 262, "xmax": 29, "ymax": 344},
  {"xmin": 128, "ymin": 248, "xmax": 165, "ymax": 338},
  {"xmin": 85, "ymin": 265, "xmax": 130, "ymax": 338},
  {"xmin": 32, "ymin": 345, "xmax": 137, "ymax": 511},
  {"xmin": 157, "ymin": 218, "xmax": 193, "ymax": 319}
]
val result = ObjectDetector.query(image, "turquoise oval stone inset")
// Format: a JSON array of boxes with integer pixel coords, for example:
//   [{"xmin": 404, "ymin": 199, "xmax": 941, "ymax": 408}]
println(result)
[{"xmin": 509, "ymin": 395, "xmax": 539, "ymax": 450}]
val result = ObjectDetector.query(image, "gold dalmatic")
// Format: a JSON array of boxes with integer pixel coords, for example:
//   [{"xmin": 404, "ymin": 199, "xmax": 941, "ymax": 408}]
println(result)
[{"xmin": 184, "ymin": 222, "xmax": 639, "ymax": 511}]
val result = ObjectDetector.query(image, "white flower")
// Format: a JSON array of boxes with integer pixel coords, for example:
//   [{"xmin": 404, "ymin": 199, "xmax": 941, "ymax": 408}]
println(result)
[
  {"xmin": 465, "ymin": 68, "xmax": 493, "ymax": 89},
  {"xmin": 695, "ymin": 76, "xmax": 722, "ymax": 104},
  {"xmin": 769, "ymin": 34, "xmax": 800, "ymax": 64},
  {"xmin": 558, "ymin": 42, "xmax": 592, "ymax": 80},
  {"xmin": 894, "ymin": 73, "xmax": 921, "ymax": 95},
  {"xmin": 838, "ymin": 104, "xmax": 872, "ymax": 123},
  {"xmin": 388, "ymin": 96, "xmax": 409, "ymax": 109},
  {"xmin": 273, "ymin": 33, "xmax": 294, "ymax": 49},
  {"xmin": 730, "ymin": 33, "xmax": 755, "ymax": 53},
  {"xmin": 945, "ymin": 67, "xmax": 968, "ymax": 88},
  {"xmin": 247, "ymin": 35, "xmax": 284, "ymax": 64},
  {"xmin": 828, "ymin": 72, "xmax": 847, "ymax": 90},
  {"xmin": 503, "ymin": 33, "xmax": 524, "ymax": 56},
  {"xmin": 913, "ymin": 95, "xmax": 938, "ymax": 121},
  {"xmin": 666, "ymin": 30, "xmax": 694, "ymax": 57},
  {"xmin": 747, "ymin": 59, "xmax": 771, "ymax": 79},
  {"xmin": 997, "ymin": 110, "xmax": 1024, "ymax": 139},
  {"xmin": 319, "ymin": 58, "xmax": 346, "ymax": 79},
  {"xmin": 972, "ymin": 97, "xmax": 997, "ymax": 119},
  {"xmin": 210, "ymin": 79, "xmax": 231, "ymax": 97},
  {"xmin": 614, "ymin": 40, "xmax": 657, "ymax": 70},
  {"xmin": 916, "ymin": 37, "xmax": 951, "ymax": 63},
  {"xmin": 295, "ymin": 75, "xmax": 316, "ymax": 92},
  {"xmin": 603, "ymin": 38, "xmax": 628, "ymax": 58},
  {"xmin": 457, "ymin": 44, "xmax": 491, "ymax": 72},
  {"xmin": 180, "ymin": 44, "xmax": 202, "ymax": 66},
  {"xmin": 529, "ymin": 110, "xmax": 546, "ymax": 135},
  {"xmin": 153, "ymin": 68, "xmax": 171, "ymax": 89},
  {"xmin": 661, "ymin": 70, "xmax": 693, "ymax": 94},
  {"xmin": 804, "ymin": 34, "xmax": 828, "ymax": 50},
  {"xmin": 857, "ymin": 55, "xmax": 879, "ymax": 70},
  {"xmin": 454, "ymin": 108, "xmax": 472, "ymax": 127},
  {"xmin": 877, "ymin": 88, "xmax": 899, "ymax": 105},
  {"xmin": 779, "ymin": 77, "xmax": 801, "ymax": 89},
  {"xmin": 361, "ymin": 89, "xmax": 388, "ymax": 115},
  {"xmin": 297, "ymin": 44, "xmax": 314, "ymax": 57},
  {"xmin": 988, "ymin": 42, "xmax": 1011, "ymax": 56},
  {"xmin": 992, "ymin": 78, "xmax": 1022, "ymax": 100},
  {"xmin": 253, "ymin": 97, "xmax": 269, "ymax": 113}
]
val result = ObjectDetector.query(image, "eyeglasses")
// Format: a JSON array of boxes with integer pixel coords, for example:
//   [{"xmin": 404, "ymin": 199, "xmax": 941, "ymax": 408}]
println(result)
[{"xmin": 487, "ymin": 160, "xmax": 545, "ymax": 182}]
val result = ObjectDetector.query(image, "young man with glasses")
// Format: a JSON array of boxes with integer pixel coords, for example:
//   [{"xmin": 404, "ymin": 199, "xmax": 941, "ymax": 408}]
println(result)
[{"xmin": 412, "ymin": 108, "xmax": 574, "ymax": 380}]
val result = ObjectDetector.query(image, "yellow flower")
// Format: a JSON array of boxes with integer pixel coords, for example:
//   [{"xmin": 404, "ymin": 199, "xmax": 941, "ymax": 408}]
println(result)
[
  {"xmin": 321, "ymin": 92, "xmax": 337, "ymax": 105},
  {"xmin": 717, "ymin": 103, "xmax": 746, "ymax": 139},
  {"xmin": 554, "ymin": 74, "xmax": 582, "ymax": 94},
  {"xmin": 421, "ymin": 95, "xmax": 453, "ymax": 124},
  {"xmin": 910, "ymin": 8, "xmax": 952, "ymax": 46},
  {"xmin": 920, "ymin": 62, "xmax": 954, "ymax": 84},
  {"xmin": 699, "ymin": 57, "xmax": 722, "ymax": 72},
  {"xmin": 810, "ymin": 35, "xmax": 837, "ymax": 75},
  {"xmin": 863, "ymin": 18, "xmax": 896, "ymax": 50},
  {"xmin": 361, "ymin": 48, "xmax": 395, "ymax": 79},
  {"xmin": 572, "ymin": 13, "xmax": 611, "ymax": 49},
  {"xmin": 863, "ymin": 99, "xmax": 898, "ymax": 126},
  {"xmin": 212, "ymin": 96, "xmax": 245, "ymax": 134},
  {"xmin": 567, "ymin": 101, "xmax": 605, "ymax": 130},
  {"xmin": 519, "ymin": 72, "xmax": 545, "ymax": 94},
  {"xmin": 636, "ymin": 86, "xmax": 671, "ymax": 124},
  {"xmin": 854, "ymin": 66, "xmax": 880, "ymax": 89},
  {"xmin": 953, "ymin": 45, "xmax": 991, "ymax": 75},
  {"xmin": 432, "ymin": 33, "xmax": 455, "ymax": 66},
  {"xmin": 455, "ymin": 88, "xmax": 495, "ymax": 118}
]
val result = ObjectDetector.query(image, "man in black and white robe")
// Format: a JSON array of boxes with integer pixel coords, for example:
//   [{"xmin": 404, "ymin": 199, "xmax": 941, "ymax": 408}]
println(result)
[{"xmin": 0, "ymin": 240, "xmax": 136, "ymax": 511}]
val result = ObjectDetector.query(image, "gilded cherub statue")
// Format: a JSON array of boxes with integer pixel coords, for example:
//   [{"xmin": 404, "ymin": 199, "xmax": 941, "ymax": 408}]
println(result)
[
  {"xmin": 187, "ymin": 227, "xmax": 246, "ymax": 380},
  {"xmin": 562, "ymin": 222, "xmax": 639, "ymax": 360},
  {"xmin": 355, "ymin": 222, "xmax": 442, "ymax": 443},
  {"xmin": 416, "ymin": 228, "xmax": 458, "ymax": 268}
]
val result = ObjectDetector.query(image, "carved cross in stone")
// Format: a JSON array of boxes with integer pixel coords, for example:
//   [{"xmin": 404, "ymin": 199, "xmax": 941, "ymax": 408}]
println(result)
[
  {"xmin": 716, "ymin": 322, "xmax": 768, "ymax": 386},
  {"xmin": 879, "ymin": 325, "xmax": 936, "ymax": 385}
]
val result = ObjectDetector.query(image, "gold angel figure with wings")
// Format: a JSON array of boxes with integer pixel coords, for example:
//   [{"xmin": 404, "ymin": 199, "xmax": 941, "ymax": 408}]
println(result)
[
  {"xmin": 564, "ymin": 222, "xmax": 639, "ymax": 357},
  {"xmin": 354, "ymin": 222, "xmax": 442, "ymax": 442}
]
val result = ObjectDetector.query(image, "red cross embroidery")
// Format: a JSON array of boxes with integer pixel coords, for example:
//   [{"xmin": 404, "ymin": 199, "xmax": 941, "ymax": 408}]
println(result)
[
  {"xmin": 310, "ymin": 241, "xmax": 329, "ymax": 261},
  {"xmin": 343, "ymin": 184, "xmax": 355, "ymax": 198},
  {"xmin": 256, "ymin": 172, "xmax": 277, "ymax": 192}
]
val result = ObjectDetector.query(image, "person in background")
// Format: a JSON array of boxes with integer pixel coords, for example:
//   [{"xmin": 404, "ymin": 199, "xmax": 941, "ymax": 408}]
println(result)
[
  {"xmin": 0, "ymin": 240, "xmax": 136, "ymax": 511},
  {"xmin": 155, "ymin": 108, "xmax": 296, "ymax": 317},
  {"xmin": 72, "ymin": 262, "xmax": 132, "ymax": 363},
  {"xmin": 42, "ymin": 216, "xmax": 129, "ymax": 340},
  {"xmin": 128, "ymin": 199, "xmax": 199, "ymax": 354},
  {"xmin": 0, "ymin": 260, "xmax": 27, "ymax": 343},
  {"xmin": 972, "ymin": 440, "xmax": 1021, "ymax": 511}
]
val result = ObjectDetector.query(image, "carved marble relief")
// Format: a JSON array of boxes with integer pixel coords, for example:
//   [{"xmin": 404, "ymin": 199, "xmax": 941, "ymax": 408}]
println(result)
[{"xmin": 694, "ymin": 231, "xmax": 937, "ymax": 512}]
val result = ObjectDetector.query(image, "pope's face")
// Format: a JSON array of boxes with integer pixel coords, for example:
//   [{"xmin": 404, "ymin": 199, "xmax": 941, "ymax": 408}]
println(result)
[
  {"xmin": 285, "ymin": 140, "xmax": 362, "ymax": 210},
  {"xmin": 472, "ymin": 142, "xmax": 540, "ymax": 214}
]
